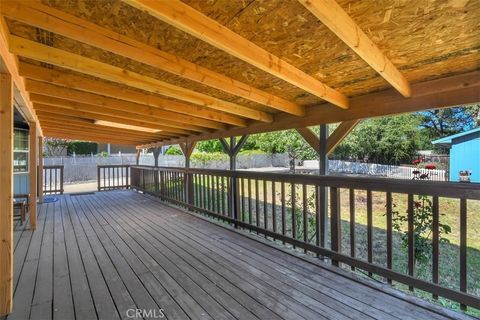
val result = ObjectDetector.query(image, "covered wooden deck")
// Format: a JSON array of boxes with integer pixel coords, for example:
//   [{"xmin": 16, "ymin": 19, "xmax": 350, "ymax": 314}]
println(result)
[{"xmin": 7, "ymin": 190, "xmax": 466, "ymax": 320}]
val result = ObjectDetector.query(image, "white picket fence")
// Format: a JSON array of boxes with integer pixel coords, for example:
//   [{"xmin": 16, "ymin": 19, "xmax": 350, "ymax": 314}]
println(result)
[{"xmin": 303, "ymin": 160, "xmax": 447, "ymax": 181}]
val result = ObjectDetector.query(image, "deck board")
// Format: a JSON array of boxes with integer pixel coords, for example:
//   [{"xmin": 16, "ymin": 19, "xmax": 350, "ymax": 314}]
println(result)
[{"xmin": 7, "ymin": 190, "xmax": 465, "ymax": 320}]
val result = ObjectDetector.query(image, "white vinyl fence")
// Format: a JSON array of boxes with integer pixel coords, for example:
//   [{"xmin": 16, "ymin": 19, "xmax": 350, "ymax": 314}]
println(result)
[{"xmin": 303, "ymin": 160, "xmax": 447, "ymax": 181}]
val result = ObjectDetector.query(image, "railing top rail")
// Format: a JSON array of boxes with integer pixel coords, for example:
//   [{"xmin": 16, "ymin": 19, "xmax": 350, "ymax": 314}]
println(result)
[
  {"xmin": 131, "ymin": 165, "xmax": 480, "ymax": 199},
  {"xmin": 97, "ymin": 164, "xmax": 131, "ymax": 168},
  {"xmin": 43, "ymin": 165, "xmax": 64, "ymax": 169}
]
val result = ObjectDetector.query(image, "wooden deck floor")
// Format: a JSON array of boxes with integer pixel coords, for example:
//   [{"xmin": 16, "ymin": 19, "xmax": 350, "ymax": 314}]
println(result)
[{"xmin": 6, "ymin": 190, "xmax": 465, "ymax": 320}]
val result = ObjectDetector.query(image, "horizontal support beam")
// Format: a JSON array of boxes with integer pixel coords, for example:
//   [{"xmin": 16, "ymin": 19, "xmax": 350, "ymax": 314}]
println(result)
[
  {"xmin": 43, "ymin": 129, "xmax": 153, "ymax": 145},
  {"xmin": 18, "ymin": 63, "xmax": 247, "ymax": 127},
  {"xmin": 124, "ymin": 0, "xmax": 348, "ymax": 109},
  {"xmin": 9, "ymin": 35, "xmax": 273, "ymax": 122},
  {"xmin": 4, "ymin": 2, "xmax": 304, "ymax": 116},
  {"xmin": 138, "ymin": 70, "xmax": 480, "ymax": 148}
]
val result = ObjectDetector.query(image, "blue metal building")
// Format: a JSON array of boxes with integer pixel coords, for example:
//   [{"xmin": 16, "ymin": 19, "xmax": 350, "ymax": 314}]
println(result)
[{"xmin": 432, "ymin": 127, "xmax": 480, "ymax": 183}]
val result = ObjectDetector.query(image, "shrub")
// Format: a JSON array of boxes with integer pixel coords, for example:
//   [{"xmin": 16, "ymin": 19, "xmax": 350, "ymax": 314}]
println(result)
[{"xmin": 165, "ymin": 146, "xmax": 183, "ymax": 155}]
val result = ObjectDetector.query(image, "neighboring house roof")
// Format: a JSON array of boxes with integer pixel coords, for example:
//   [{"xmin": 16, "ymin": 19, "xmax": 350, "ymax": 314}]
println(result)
[{"xmin": 432, "ymin": 127, "xmax": 480, "ymax": 147}]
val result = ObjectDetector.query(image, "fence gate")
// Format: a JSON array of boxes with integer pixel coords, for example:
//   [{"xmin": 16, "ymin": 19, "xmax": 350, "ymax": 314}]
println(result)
[{"xmin": 42, "ymin": 165, "xmax": 64, "ymax": 195}]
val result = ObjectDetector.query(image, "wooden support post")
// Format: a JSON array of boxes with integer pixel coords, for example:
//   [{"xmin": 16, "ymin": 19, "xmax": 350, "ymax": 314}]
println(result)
[
  {"xmin": 153, "ymin": 147, "xmax": 161, "ymax": 167},
  {"xmin": 135, "ymin": 149, "xmax": 141, "ymax": 166},
  {"xmin": 318, "ymin": 124, "xmax": 328, "ymax": 247},
  {"xmin": 0, "ymin": 72, "xmax": 13, "ymax": 316},
  {"xmin": 29, "ymin": 121, "xmax": 37, "ymax": 229},
  {"xmin": 38, "ymin": 137, "xmax": 43, "ymax": 204},
  {"xmin": 179, "ymin": 141, "xmax": 196, "ymax": 206},
  {"xmin": 220, "ymin": 135, "xmax": 248, "ymax": 227}
]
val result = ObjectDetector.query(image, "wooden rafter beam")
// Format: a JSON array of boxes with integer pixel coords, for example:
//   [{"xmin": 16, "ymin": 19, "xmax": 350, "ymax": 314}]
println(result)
[
  {"xmin": 18, "ymin": 63, "xmax": 247, "ymax": 127},
  {"xmin": 137, "ymin": 70, "xmax": 480, "ymax": 148},
  {"xmin": 39, "ymin": 120, "xmax": 170, "ymax": 140},
  {"xmin": 36, "ymin": 112, "xmax": 180, "ymax": 138},
  {"xmin": 326, "ymin": 120, "xmax": 360, "ymax": 154},
  {"xmin": 26, "ymin": 80, "xmax": 224, "ymax": 131},
  {"xmin": 298, "ymin": 0, "xmax": 411, "ymax": 97},
  {"xmin": 34, "ymin": 105, "xmax": 192, "ymax": 136},
  {"xmin": 0, "ymin": 16, "xmax": 40, "ymax": 134},
  {"xmin": 31, "ymin": 94, "xmax": 203, "ymax": 133},
  {"xmin": 123, "ymin": 0, "xmax": 349, "ymax": 109},
  {"xmin": 9, "ymin": 35, "xmax": 273, "ymax": 122},
  {"xmin": 3, "ymin": 2, "xmax": 305, "ymax": 116}
]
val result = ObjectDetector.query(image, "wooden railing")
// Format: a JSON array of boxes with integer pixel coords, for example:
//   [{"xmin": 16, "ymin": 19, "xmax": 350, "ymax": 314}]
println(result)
[
  {"xmin": 97, "ymin": 165, "xmax": 130, "ymax": 191},
  {"xmin": 42, "ymin": 165, "xmax": 64, "ymax": 195},
  {"xmin": 130, "ymin": 165, "xmax": 480, "ymax": 310}
]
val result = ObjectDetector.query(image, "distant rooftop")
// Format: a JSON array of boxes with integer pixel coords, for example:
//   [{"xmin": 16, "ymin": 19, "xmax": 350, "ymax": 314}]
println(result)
[{"xmin": 432, "ymin": 127, "xmax": 480, "ymax": 147}]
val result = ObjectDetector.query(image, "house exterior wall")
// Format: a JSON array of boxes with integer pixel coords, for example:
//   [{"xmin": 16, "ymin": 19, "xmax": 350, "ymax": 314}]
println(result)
[{"xmin": 450, "ymin": 132, "xmax": 480, "ymax": 182}]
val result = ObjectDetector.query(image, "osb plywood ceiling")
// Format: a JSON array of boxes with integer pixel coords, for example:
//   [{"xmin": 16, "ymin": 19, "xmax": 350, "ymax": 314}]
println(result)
[{"xmin": 1, "ymin": 0, "xmax": 479, "ymax": 146}]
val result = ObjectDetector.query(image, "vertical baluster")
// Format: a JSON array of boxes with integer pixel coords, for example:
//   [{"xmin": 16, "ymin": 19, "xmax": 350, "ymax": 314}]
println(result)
[
  {"xmin": 460, "ymin": 198, "xmax": 467, "ymax": 310},
  {"xmin": 215, "ymin": 176, "xmax": 220, "ymax": 213},
  {"xmin": 407, "ymin": 194, "xmax": 415, "ymax": 291},
  {"xmin": 54, "ymin": 167, "xmax": 57, "ymax": 194},
  {"xmin": 240, "ymin": 177, "xmax": 245, "ymax": 220},
  {"xmin": 315, "ymin": 185, "xmax": 320, "ymax": 250},
  {"xmin": 432, "ymin": 196, "xmax": 439, "ymax": 298},
  {"xmin": 386, "ymin": 192, "xmax": 393, "ymax": 283},
  {"xmin": 221, "ymin": 176, "xmax": 226, "ymax": 215},
  {"xmin": 302, "ymin": 184, "xmax": 308, "ymax": 252},
  {"xmin": 330, "ymin": 187, "xmax": 341, "ymax": 266},
  {"xmin": 281, "ymin": 182, "xmax": 286, "ymax": 243},
  {"xmin": 255, "ymin": 179, "xmax": 260, "ymax": 229},
  {"xmin": 350, "ymin": 189, "xmax": 356, "ymax": 271},
  {"xmin": 263, "ymin": 180, "xmax": 268, "ymax": 234},
  {"xmin": 272, "ymin": 181, "xmax": 276, "ymax": 234},
  {"xmin": 291, "ymin": 183, "xmax": 296, "ymax": 243},
  {"xmin": 210, "ymin": 175, "xmax": 215, "ymax": 211},
  {"xmin": 194, "ymin": 174, "xmax": 198, "ymax": 206},
  {"xmin": 248, "ymin": 179, "xmax": 252, "ymax": 225},
  {"xmin": 202, "ymin": 174, "xmax": 207, "ymax": 209},
  {"xmin": 367, "ymin": 190, "xmax": 373, "ymax": 276}
]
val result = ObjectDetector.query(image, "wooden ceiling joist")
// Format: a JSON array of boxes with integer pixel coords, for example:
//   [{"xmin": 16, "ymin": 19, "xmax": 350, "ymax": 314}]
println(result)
[
  {"xmin": 33, "ymin": 105, "xmax": 193, "ymax": 136},
  {"xmin": 36, "ymin": 111, "xmax": 180, "ymax": 138},
  {"xmin": 123, "ymin": 0, "xmax": 349, "ymax": 109},
  {"xmin": 18, "ymin": 63, "xmax": 247, "ymax": 127},
  {"xmin": 3, "ymin": 1, "xmax": 305, "ymax": 116},
  {"xmin": 25, "ymin": 80, "xmax": 225, "ymax": 131},
  {"xmin": 298, "ymin": 0, "xmax": 411, "ymax": 97},
  {"xmin": 38, "ymin": 119, "xmax": 170, "ymax": 140},
  {"xmin": 30, "ymin": 95, "xmax": 207, "ymax": 133},
  {"xmin": 43, "ymin": 130, "xmax": 152, "ymax": 145},
  {"xmin": 9, "ymin": 35, "xmax": 273, "ymax": 123},
  {"xmin": 138, "ymin": 70, "xmax": 480, "ymax": 148}
]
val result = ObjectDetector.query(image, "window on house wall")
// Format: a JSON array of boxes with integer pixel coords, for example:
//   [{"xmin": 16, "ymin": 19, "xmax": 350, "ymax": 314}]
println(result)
[{"xmin": 14, "ymin": 128, "xmax": 29, "ymax": 173}]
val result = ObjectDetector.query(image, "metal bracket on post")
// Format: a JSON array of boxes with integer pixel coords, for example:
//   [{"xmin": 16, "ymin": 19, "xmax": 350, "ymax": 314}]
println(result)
[{"xmin": 220, "ymin": 135, "xmax": 249, "ymax": 227}]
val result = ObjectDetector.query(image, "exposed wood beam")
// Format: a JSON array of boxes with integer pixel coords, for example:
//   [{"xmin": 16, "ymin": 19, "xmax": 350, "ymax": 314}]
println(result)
[
  {"xmin": 33, "ymin": 105, "xmax": 192, "ymax": 136},
  {"xmin": 179, "ymin": 141, "xmax": 196, "ymax": 159},
  {"xmin": 39, "ymin": 121, "xmax": 168, "ymax": 141},
  {"xmin": 296, "ymin": 120, "xmax": 360, "ymax": 155},
  {"xmin": 3, "ymin": 2, "xmax": 305, "ymax": 116},
  {"xmin": 42, "ymin": 130, "xmax": 153, "ymax": 145},
  {"xmin": 0, "ymin": 73, "xmax": 13, "ymax": 316},
  {"xmin": 28, "ymin": 121, "xmax": 37, "ymax": 229},
  {"xmin": 296, "ymin": 127, "xmax": 320, "ymax": 154},
  {"xmin": 124, "ymin": 0, "xmax": 349, "ymax": 109},
  {"xmin": 0, "ymin": 17, "xmax": 40, "ymax": 134},
  {"xmin": 36, "ymin": 112, "xmax": 179, "ymax": 138},
  {"xmin": 26, "ymin": 80, "xmax": 224, "ymax": 131},
  {"xmin": 18, "ymin": 63, "xmax": 247, "ymax": 127},
  {"xmin": 326, "ymin": 120, "xmax": 360, "ymax": 154},
  {"xmin": 9, "ymin": 36, "xmax": 273, "ymax": 122},
  {"xmin": 298, "ymin": 0, "xmax": 411, "ymax": 97},
  {"xmin": 138, "ymin": 70, "xmax": 480, "ymax": 148}
]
